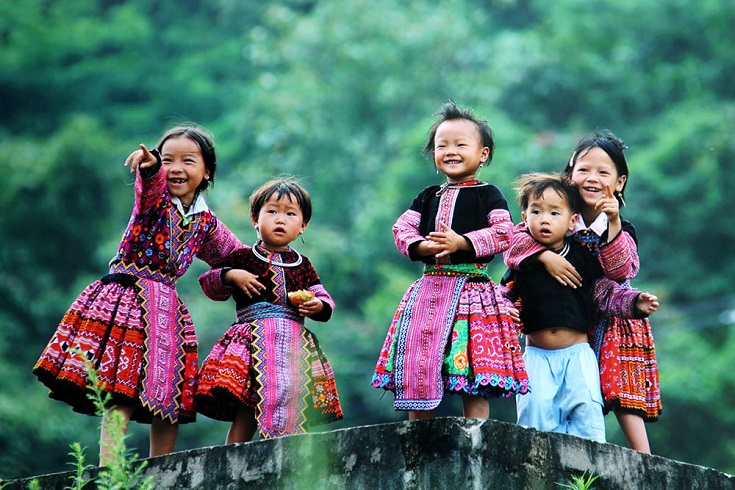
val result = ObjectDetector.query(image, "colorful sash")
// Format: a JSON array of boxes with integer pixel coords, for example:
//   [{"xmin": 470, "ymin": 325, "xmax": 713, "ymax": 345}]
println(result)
[
  {"xmin": 138, "ymin": 278, "xmax": 186, "ymax": 423},
  {"xmin": 243, "ymin": 302, "xmax": 310, "ymax": 438},
  {"xmin": 392, "ymin": 265, "xmax": 486, "ymax": 410}
]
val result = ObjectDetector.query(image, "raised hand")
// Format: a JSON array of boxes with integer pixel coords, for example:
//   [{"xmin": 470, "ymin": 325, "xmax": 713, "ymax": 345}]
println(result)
[
  {"xmin": 595, "ymin": 183, "xmax": 620, "ymax": 223},
  {"xmin": 124, "ymin": 144, "xmax": 158, "ymax": 174}
]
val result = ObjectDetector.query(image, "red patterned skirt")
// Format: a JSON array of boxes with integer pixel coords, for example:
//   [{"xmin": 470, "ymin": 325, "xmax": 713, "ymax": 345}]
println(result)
[
  {"xmin": 196, "ymin": 302, "xmax": 342, "ymax": 438},
  {"xmin": 593, "ymin": 315, "xmax": 661, "ymax": 421},
  {"xmin": 33, "ymin": 274, "xmax": 198, "ymax": 424}
]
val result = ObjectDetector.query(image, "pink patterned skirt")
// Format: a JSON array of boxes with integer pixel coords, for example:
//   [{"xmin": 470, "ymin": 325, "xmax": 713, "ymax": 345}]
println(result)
[
  {"xmin": 33, "ymin": 274, "xmax": 198, "ymax": 424},
  {"xmin": 196, "ymin": 302, "xmax": 342, "ymax": 438},
  {"xmin": 372, "ymin": 264, "xmax": 529, "ymax": 411}
]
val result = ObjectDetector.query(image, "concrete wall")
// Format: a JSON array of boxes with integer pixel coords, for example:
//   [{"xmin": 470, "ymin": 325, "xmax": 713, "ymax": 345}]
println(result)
[{"xmin": 8, "ymin": 417, "xmax": 734, "ymax": 489}]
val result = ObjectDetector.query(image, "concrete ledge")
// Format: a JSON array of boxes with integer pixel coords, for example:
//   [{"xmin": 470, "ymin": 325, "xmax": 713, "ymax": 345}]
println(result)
[{"xmin": 8, "ymin": 417, "xmax": 734, "ymax": 489}]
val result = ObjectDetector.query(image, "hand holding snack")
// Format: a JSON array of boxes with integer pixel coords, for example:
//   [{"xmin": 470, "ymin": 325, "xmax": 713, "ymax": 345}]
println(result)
[{"xmin": 288, "ymin": 289, "xmax": 316, "ymax": 306}]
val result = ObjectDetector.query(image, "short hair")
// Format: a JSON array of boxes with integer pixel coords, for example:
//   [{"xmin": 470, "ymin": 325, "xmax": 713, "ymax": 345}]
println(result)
[
  {"xmin": 514, "ymin": 172, "xmax": 582, "ymax": 214},
  {"xmin": 423, "ymin": 100, "xmax": 495, "ymax": 164},
  {"xmin": 564, "ymin": 130, "xmax": 629, "ymax": 207},
  {"xmin": 249, "ymin": 177, "xmax": 313, "ymax": 223},
  {"xmin": 156, "ymin": 124, "xmax": 216, "ymax": 192}
]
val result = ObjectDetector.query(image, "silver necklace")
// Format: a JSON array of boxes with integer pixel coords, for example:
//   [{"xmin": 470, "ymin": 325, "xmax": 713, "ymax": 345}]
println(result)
[{"xmin": 251, "ymin": 240, "xmax": 303, "ymax": 267}]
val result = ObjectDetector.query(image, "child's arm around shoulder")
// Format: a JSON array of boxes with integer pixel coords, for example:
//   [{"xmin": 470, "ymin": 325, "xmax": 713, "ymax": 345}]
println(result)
[
  {"xmin": 198, "ymin": 246, "xmax": 265, "ymax": 301},
  {"xmin": 503, "ymin": 222, "xmax": 583, "ymax": 288}
]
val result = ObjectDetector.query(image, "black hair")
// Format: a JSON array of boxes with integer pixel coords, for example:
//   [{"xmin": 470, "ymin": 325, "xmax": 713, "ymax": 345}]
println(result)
[
  {"xmin": 249, "ymin": 177, "xmax": 313, "ymax": 223},
  {"xmin": 514, "ymin": 172, "xmax": 582, "ymax": 214},
  {"xmin": 156, "ymin": 124, "xmax": 216, "ymax": 193},
  {"xmin": 564, "ymin": 130, "xmax": 629, "ymax": 207},
  {"xmin": 423, "ymin": 100, "xmax": 495, "ymax": 163}
]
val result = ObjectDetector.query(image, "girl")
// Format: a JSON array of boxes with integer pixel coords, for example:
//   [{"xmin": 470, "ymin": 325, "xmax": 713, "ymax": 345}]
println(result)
[
  {"xmin": 504, "ymin": 131, "xmax": 661, "ymax": 453},
  {"xmin": 195, "ymin": 178, "xmax": 342, "ymax": 442},
  {"xmin": 33, "ymin": 125, "xmax": 243, "ymax": 465},
  {"xmin": 372, "ymin": 101, "xmax": 530, "ymax": 421}
]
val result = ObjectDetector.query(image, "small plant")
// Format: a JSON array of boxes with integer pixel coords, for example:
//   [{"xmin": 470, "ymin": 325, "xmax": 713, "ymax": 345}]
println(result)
[
  {"xmin": 61, "ymin": 350, "xmax": 153, "ymax": 490},
  {"xmin": 557, "ymin": 470, "xmax": 600, "ymax": 490},
  {"xmin": 65, "ymin": 442, "xmax": 93, "ymax": 490}
]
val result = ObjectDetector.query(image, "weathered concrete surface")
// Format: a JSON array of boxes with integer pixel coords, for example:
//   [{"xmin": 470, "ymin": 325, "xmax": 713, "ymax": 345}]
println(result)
[{"xmin": 8, "ymin": 417, "xmax": 734, "ymax": 489}]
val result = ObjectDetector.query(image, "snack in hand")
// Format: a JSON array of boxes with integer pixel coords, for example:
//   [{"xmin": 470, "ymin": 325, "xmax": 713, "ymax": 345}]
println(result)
[{"xmin": 288, "ymin": 289, "xmax": 315, "ymax": 306}]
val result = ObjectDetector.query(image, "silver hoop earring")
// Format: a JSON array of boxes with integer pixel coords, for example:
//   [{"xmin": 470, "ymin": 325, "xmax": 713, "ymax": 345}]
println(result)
[{"xmin": 436, "ymin": 168, "xmax": 440, "ymax": 175}]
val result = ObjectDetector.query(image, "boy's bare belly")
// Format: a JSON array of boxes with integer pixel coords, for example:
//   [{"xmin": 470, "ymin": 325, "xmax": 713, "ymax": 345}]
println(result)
[{"xmin": 526, "ymin": 328, "xmax": 588, "ymax": 350}]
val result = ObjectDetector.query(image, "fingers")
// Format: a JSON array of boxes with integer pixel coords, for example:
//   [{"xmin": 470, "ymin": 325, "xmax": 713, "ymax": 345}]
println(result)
[
  {"xmin": 124, "ymin": 144, "xmax": 157, "ymax": 173},
  {"xmin": 604, "ymin": 183, "xmax": 614, "ymax": 199}
]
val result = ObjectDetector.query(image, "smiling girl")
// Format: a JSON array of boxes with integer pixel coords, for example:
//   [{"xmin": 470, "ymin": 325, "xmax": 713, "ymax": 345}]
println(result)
[
  {"xmin": 33, "ymin": 125, "xmax": 243, "ymax": 464},
  {"xmin": 504, "ymin": 131, "xmax": 661, "ymax": 452},
  {"xmin": 372, "ymin": 101, "xmax": 529, "ymax": 422}
]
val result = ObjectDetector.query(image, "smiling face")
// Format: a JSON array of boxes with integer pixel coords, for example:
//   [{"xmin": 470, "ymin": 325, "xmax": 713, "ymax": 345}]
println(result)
[
  {"xmin": 433, "ymin": 119, "xmax": 490, "ymax": 184},
  {"xmin": 252, "ymin": 193, "xmax": 306, "ymax": 252},
  {"xmin": 569, "ymin": 146, "xmax": 627, "ymax": 215},
  {"xmin": 522, "ymin": 187, "xmax": 577, "ymax": 250},
  {"xmin": 160, "ymin": 136, "xmax": 209, "ymax": 207}
]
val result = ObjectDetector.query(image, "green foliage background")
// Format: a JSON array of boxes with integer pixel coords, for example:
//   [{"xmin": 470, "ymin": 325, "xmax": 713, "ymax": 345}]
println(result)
[{"xmin": 1, "ymin": 0, "xmax": 734, "ymax": 478}]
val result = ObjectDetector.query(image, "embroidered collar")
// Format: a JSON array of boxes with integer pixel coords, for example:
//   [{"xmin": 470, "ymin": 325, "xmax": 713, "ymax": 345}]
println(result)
[
  {"xmin": 436, "ymin": 179, "xmax": 487, "ymax": 196},
  {"xmin": 572, "ymin": 212, "xmax": 607, "ymax": 236}
]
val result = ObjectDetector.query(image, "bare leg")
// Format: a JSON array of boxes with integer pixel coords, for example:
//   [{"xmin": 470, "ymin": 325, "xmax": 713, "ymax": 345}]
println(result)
[
  {"xmin": 461, "ymin": 393, "xmax": 489, "ymax": 419},
  {"xmin": 409, "ymin": 410, "xmax": 435, "ymax": 421},
  {"xmin": 227, "ymin": 408, "xmax": 257, "ymax": 444},
  {"xmin": 100, "ymin": 404, "xmax": 134, "ymax": 467},
  {"xmin": 150, "ymin": 416, "xmax": 178, "ymax": 457},
  {"xmin": 615, "ymin": 412, "xmax": 651, "ymax": 453}
]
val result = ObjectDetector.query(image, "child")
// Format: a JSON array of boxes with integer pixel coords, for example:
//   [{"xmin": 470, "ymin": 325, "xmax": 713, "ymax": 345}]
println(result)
[
  {"xmin": 503, "ymin": 173, "xmax": 658, "ymax": 443},
  {"xmin": 195, "ymin": 178, "xmax": 342, "ymax": 442},
  {"xmin": 372, "ymin": 101, "xmax": 530, "ymax": 421},
  {"xmin": 33, "ymin": 125, "xmax": 243, "ymax": 464},
  {"xmin": 504, "ymin": 131, "xmax": 661, "ymax": 452}
]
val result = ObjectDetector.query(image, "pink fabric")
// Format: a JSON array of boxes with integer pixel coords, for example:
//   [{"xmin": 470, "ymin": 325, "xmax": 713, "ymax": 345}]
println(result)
[
  {"xmin": 138, "ymin": 279, "xmax": 187, "ymax": 423},
  {"xmin": 391, "ymin": 275, "xmax": 464, "ymax": 411},
  {"xmin": 463, "ymin": 209, "xmax": 513, "ymax": 258}
]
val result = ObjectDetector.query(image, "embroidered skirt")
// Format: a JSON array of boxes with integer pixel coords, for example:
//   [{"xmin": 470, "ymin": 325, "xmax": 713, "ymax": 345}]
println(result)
[
  {"xmin": 372, "ymin": 264, "xmax": 529, "ymax": 411},
  {"xmin": 33, "ymin": 274, "xmax": 198, "ymax": 424},
  {"xmin": 195, "ymin": 302, "xmax": 342, "ymax": 438},
  {"xmin": 592, "ymin": 314, "xmax": 661, "ymax": 421}
]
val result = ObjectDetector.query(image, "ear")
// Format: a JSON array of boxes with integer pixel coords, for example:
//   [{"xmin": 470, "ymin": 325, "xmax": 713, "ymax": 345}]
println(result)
[
  {"xmin": 251, "ymin": 216, "xmax": 259, "ymax": 228},
  {"xmin": 521, "ymin": 210, "xmax": 528, "ymax": 225},
  {"xmin": 615, "ymin": 174, "xmax": 627, "ymax": 192},
  {"xmin": 568, "ymin": 213, "xmax": 578, "ymax": 232},
  {"xmin": 480, "ymin": 146, "xmax": 490, "ymax": 163},
  {"xmin": 301, "ymin": 220, "xmax": 309, "ymax": 233}
]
